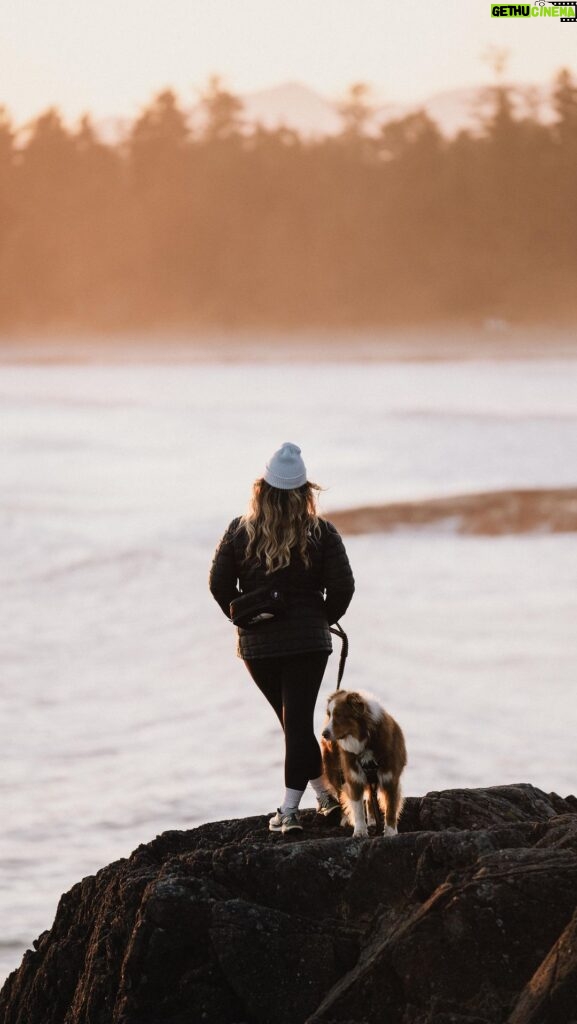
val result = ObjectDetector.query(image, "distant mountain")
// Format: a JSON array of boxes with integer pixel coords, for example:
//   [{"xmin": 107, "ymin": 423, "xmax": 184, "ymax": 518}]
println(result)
[
  {"xmin": 241, "ymin": 81, "xmax": 342, "ymax": 137},
  {"xmin": 244, "ymin": 80, "xmax": 558, "ymax": 139},
  {"xmin": 95, "ymin": 79, "xmax": 559, "ymax": 144}
]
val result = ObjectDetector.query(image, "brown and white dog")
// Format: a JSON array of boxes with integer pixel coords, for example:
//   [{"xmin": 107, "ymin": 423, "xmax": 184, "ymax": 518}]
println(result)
[{"xmin": 321, "ymin": 689, "xmax": 407, "ymax": 838}]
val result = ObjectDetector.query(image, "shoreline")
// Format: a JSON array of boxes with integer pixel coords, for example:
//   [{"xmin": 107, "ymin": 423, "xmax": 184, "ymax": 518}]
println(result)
[{"xmin": 1, "ymin": 325, "xmax": 577, "ymax": 364}]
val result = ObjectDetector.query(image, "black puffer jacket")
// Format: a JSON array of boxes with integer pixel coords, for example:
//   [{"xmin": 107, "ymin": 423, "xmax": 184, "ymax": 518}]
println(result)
[{"xmin": 209, "ymin": 517, "xmax": 355, "ymax": 660}]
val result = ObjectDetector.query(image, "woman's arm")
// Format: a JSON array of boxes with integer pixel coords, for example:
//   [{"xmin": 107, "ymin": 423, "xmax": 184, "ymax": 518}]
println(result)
[
  {"xmin": 322, "ymin": 521, "xmax": 355, "ymax": 624},
  {"xmin": 209, "ymin": 520, "xmax": 241, "ymax": 619}
]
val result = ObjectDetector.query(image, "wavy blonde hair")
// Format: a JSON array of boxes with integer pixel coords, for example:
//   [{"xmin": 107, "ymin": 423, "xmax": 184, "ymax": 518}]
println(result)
[{"xmin": 240, "ymin": 478, "xmax": 322, "ymax": 573}]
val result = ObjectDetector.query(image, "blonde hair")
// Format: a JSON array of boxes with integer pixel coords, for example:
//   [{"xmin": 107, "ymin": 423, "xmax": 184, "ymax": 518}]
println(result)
[{"xmin": 240, "ymin": 478, "xmax": 322, "ymax": 574}]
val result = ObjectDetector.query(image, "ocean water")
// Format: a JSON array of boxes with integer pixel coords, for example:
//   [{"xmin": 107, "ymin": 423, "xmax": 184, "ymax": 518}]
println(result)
[{"xmin": 1, "ymin": 352, "xmax": 577, "ymax": 982}]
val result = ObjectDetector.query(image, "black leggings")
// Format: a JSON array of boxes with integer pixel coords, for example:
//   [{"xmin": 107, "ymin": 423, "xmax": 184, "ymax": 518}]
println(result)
[{"xmin": 245, "ymin": 651, "xmax": 329, "ymax": 791}]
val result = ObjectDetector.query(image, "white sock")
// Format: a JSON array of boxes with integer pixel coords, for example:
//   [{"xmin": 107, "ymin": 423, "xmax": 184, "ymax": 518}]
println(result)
[
  {"xmin": 309, "ymin": 775, "xmax": 330, "ymax": 799},
  {"xmin": 280, "ymin": 787, "xmax": 304, "ymax": 813}
]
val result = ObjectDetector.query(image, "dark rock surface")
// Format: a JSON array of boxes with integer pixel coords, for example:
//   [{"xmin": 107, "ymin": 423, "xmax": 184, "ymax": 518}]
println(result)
[{"xmin": 2, "ymin": 783, "xmax": 577, "ymax": 1024}]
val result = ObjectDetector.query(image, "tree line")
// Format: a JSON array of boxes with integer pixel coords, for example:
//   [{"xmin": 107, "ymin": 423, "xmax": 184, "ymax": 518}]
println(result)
[{"xmin": 0, "ymin": 71, "xmax": 576, "ymax": 331}]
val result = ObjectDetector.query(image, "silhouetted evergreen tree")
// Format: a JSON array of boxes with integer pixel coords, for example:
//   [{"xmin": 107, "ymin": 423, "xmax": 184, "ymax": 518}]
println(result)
[
  {"xmin": 548, "ymin": 68, "xmax": 577, "ymax": 314},
  {"xmin": 13, "ymin": 109, "xmax": 81, "ymax": 323},
  {"xmin": 552, "ymin": 68, "xmax": 577, "ymax": 147},
  {"xmin": 69, "ymin": 115, "xmax": 126, "ymax": 325},
  {"xmin": 337, "ymin": 83, "xmax": 373, "ymax": 143},
  {"xmin": 0, "ymin": 107, "xmax": 16, "ymax": 323},
  {"xmin": 198, "ymin": 75, "xmax": 244, "ymax": 143},
  {"xmin": 125, "ymin": 90, "xmax": 194, "ymax": 322}
]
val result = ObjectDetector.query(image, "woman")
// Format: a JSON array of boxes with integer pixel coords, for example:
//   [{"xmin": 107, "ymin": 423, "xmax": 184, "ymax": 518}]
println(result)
[{"xmin": 209, "ymin": 442, "xmax": 355, "ymax": 834}]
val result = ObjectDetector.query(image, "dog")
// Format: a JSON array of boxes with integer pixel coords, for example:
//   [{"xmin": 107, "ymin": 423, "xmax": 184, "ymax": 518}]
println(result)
[{"xmin": 321, "ymin": 689, "xmax": 407, "ymax": 838}]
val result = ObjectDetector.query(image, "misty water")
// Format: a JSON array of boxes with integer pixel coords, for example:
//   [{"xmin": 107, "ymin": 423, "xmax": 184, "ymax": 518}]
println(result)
[{"xmin": 2, "ymin": 343, "xmax": 577, "ymax": 981}]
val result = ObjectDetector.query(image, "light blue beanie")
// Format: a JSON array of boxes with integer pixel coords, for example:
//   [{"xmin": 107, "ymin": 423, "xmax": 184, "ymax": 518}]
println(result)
[{"xmin": 264, "ymin": 442, "xmax": 307, "ymax": 490}]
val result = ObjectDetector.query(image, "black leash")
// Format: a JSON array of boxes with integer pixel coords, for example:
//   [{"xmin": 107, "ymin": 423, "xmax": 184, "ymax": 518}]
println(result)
[{"xmin": 329, "ymin": 622, "xmax": 348, "ymax": 689}]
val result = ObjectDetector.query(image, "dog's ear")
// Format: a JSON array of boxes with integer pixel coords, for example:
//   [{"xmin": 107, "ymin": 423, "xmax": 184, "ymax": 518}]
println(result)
[{"xmin": 346, "ymin": 692, "xmax": 365, "ymax": 715}]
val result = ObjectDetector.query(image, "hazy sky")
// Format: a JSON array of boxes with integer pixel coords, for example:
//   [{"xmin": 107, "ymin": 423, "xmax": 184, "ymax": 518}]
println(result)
[{"xmin": 1, "ymin": 0, "xmax": 576, "ymax": 124}]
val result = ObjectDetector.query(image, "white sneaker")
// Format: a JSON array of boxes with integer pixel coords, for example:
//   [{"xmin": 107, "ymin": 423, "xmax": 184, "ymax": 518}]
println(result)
[
  {"xmin": 268, "ymin": 808, "xmax": 303, "ymax": 834},
  {"xmin": 316, "ymin": 792, "xmax": 341, "ymax": 822}
]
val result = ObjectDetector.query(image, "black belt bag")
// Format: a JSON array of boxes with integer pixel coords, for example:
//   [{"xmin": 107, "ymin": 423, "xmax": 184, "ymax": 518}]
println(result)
[{"xmin": 230, "ymin": 586, "xmax": 288, "ymax": 628}]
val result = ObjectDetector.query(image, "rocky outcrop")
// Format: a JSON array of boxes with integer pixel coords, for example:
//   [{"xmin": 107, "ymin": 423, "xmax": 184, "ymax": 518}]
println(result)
[
  {"xmin": 327, "ymin": 487, "xmax": 577, "ymax": 535},
  {"xmin": 2, "ymin": 784, "xmax": 577, "ymax": 1024}
]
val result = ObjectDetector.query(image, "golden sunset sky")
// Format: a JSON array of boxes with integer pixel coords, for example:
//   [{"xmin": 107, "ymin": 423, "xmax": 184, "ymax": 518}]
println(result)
[{"xmin": 1, "ymin": 0, "xmax": 576, "ymax": 124}]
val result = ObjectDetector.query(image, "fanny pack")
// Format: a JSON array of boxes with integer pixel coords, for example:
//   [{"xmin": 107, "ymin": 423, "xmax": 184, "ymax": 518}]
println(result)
[
  {"xmin": 230, "ymin": 589, "xmax": 349, "ymax": 685},
  {"xmin": 230, "ymin": 586, "xmax": 288, "ymax": 628}
]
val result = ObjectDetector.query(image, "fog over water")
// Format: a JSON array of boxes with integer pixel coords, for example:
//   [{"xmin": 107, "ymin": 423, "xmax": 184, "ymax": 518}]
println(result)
[{"xmin": 2, "ymin": 341, "xmax": 577, "ymax": 982}]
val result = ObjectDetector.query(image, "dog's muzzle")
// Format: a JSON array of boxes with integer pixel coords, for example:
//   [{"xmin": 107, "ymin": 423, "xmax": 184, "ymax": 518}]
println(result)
[{"xmin": 322, "ymin": 727, "xmax": 332, "ymax": 740}]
